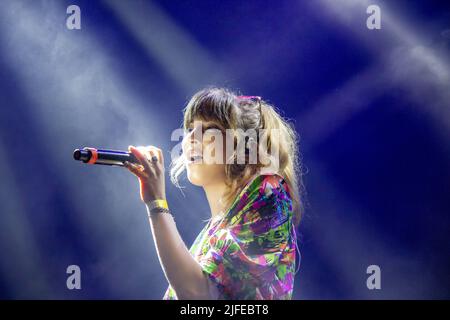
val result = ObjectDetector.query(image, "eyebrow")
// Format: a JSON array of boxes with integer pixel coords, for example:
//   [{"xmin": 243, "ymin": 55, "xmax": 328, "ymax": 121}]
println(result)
[{"xmin": 188, "ymin": 121, "xmax": 224, "ymax": 130}]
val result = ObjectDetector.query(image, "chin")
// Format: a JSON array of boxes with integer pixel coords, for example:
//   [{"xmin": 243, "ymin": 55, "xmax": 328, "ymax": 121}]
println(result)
[{"xmin": 186, "ymin": 163, "xmax": 226, "ymax": 187}]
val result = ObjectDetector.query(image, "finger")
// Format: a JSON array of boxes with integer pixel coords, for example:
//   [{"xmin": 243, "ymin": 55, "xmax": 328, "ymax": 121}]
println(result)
[
  {"xmin": 124, "ymin": 161, "xmax": 148, "ymax": 179},
  {"xmin": 147, "ymin": 146, "xmax": 164, "ymax": 170},
  {"xmin": 129, "ymin": 146, "xmax": 151, "ymax": 172},
  {"xmin": 141, "ymin": 146, "xmax": 154, "ymax": 162},
  {"xmin": 123, "ymin": 161, "xmax": 142, "ymax": 177},
  {"xmin": 156, "ymin": 148, "xmax": 164, "ymax": 168},
  {"xmin": 147, "ymin": 148, "xmax": 160, "ymax": 170},
  {"xmin": 138, "ymin": 146, "xmax": 157, "ymax": 175},
  {"xmin": 124, "ymin": 160, "xmax": 145, "ymax": 171}
]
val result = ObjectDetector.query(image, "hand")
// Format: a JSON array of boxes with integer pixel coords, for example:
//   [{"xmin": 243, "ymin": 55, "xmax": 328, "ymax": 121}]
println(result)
[{"xmin": 124, "ymin": 145, "xmax": 166, "ymax": 203}]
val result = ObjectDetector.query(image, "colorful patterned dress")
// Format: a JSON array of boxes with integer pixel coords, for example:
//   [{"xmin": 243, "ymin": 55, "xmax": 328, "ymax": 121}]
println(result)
[{"xmin": 163, "ymin": 173, "xmax": 297, "ymax": 300}]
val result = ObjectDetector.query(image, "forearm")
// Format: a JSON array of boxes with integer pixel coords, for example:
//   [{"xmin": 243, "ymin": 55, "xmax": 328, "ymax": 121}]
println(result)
[{"xmin": 147, "ymin": 206, "xmax": 210, "ymax": 299}]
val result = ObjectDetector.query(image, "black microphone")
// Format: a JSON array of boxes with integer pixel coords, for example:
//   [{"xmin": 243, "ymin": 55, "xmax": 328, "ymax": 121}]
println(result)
[{"xmin": 73, "ymin": 147, "xmax": 139, "ymax": 166}]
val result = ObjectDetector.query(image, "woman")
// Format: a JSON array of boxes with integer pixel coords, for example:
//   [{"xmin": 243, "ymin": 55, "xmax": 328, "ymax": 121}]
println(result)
[{"xmin": 124, "ymin": 87, "xmax": 303, "ymax": 300}]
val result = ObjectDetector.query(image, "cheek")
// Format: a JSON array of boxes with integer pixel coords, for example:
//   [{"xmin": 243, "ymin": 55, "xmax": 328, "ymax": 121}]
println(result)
[
  {"xmin": 181, "ymin": 135, "xmax": 190, "ymax": 155},
  {"xmin": 203, "ymin": 138, "xmax": 227, "ymax": 162}
]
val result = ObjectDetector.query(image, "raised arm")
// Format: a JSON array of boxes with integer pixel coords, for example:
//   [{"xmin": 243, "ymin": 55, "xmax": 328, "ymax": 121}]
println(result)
[{"xmin": 124, "ymin": 145, "xmax": 210, "ymax": 299}]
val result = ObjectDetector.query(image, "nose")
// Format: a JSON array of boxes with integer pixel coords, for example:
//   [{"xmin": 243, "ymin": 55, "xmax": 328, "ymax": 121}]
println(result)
[
  {"xmin": 183, "ymin": 125, "xmax": 202, "ymax": 151},
  {"xmin": 190, "ymin": 120, "xmax": 206, "ymax": 139}
]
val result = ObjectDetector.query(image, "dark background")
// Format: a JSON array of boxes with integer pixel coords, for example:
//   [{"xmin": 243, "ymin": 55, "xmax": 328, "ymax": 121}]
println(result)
[{"xmin": 0, "ymin": 0, "xmax": 449, "ymax": 299}]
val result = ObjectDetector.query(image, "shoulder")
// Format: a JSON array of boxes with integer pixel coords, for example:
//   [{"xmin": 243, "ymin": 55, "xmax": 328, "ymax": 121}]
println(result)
[
  {"xmin": 247, "ymin": 173, "xmax": 291, "ymax": 201},
  {"xmin": 228, "ymin": 173, "xmax": 292, "ymax": 222}
]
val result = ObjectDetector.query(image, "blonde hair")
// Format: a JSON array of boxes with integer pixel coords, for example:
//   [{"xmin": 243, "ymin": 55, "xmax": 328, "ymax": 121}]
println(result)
[{"xmin": 170, "ymin": 87, "xmax": 304, "ymax": 226}]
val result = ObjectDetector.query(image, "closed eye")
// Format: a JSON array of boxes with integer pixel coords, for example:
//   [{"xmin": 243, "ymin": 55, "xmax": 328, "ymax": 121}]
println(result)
[{"xmin": 185, "ymin": 122, "xmax": 224, "ymax": 134}]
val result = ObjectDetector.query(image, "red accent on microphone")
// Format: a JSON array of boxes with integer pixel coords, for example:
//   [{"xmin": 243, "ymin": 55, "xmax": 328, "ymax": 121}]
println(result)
[{"xmin": 85, "ymin": 147, "xmax": 98, "ymax": 164}]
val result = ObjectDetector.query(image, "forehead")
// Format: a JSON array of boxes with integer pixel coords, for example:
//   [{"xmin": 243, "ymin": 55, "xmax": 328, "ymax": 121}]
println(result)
[{"xmin": 187, "ymin": 118, "xmax": 221, "ymax": 126}]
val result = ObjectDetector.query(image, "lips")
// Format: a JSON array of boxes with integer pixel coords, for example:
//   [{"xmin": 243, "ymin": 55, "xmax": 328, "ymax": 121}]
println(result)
[{"xmin": 185, "ymin": 149, "xmax": 203, "ymax": 163}]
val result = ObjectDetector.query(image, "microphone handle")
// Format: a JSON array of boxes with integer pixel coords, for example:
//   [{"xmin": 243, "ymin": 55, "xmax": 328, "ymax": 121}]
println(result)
[{"xmin": 73, "ymin": 148, "xmax": 139, "ymax": 166}]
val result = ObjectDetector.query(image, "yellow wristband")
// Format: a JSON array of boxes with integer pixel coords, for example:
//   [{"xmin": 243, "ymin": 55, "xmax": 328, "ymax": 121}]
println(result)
[{"xmin": 146, "ymin": 199, "xmax": 168, "ymax": 211}]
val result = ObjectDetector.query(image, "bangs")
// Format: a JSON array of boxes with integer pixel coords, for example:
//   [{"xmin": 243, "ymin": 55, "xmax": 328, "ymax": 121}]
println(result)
[{"xmin": 183, "ymin": 87, "xmax": 236, "ymax": 129}]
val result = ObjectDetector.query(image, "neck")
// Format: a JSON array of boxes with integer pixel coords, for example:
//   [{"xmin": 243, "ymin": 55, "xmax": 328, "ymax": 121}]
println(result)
[{"xmin": 203, "ymin": 181, "xmax": 228, "ymax": 218}]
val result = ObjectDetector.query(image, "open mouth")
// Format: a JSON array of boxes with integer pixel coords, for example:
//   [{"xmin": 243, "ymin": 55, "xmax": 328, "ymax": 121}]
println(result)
[{"xmin": 187, "ymin": 154, "xmax": 203, "ymax": 163}]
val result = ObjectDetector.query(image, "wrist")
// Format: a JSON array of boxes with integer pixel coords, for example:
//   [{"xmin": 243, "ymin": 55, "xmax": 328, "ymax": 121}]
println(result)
[
  {"xmin": 145, "ymin": 199, "xmax": 168, "ymax": 210},
  {"xmin": 143, "ymin": 193, "xmax": 166, "ymax": 204},
  {"xmin": 145, "ymin": 199, "xmax": 173, "ymax": 220}
]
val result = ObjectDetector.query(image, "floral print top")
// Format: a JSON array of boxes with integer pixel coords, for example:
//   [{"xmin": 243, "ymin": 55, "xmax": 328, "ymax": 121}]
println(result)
[{"xmin": 163, "ymin": 173, "xmax": 297, "ymax": 300}]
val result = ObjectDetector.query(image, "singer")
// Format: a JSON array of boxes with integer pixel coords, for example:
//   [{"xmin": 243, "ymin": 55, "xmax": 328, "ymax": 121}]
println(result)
[{"xmin": 124, "ymin": 87, "xmax": 303, "ymax": 300}]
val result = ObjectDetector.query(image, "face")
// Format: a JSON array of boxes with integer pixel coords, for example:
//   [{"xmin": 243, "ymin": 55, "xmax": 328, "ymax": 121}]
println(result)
[{"xmin": 182, "ymin": 118, "xmax": 227, "ymax": 187}]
